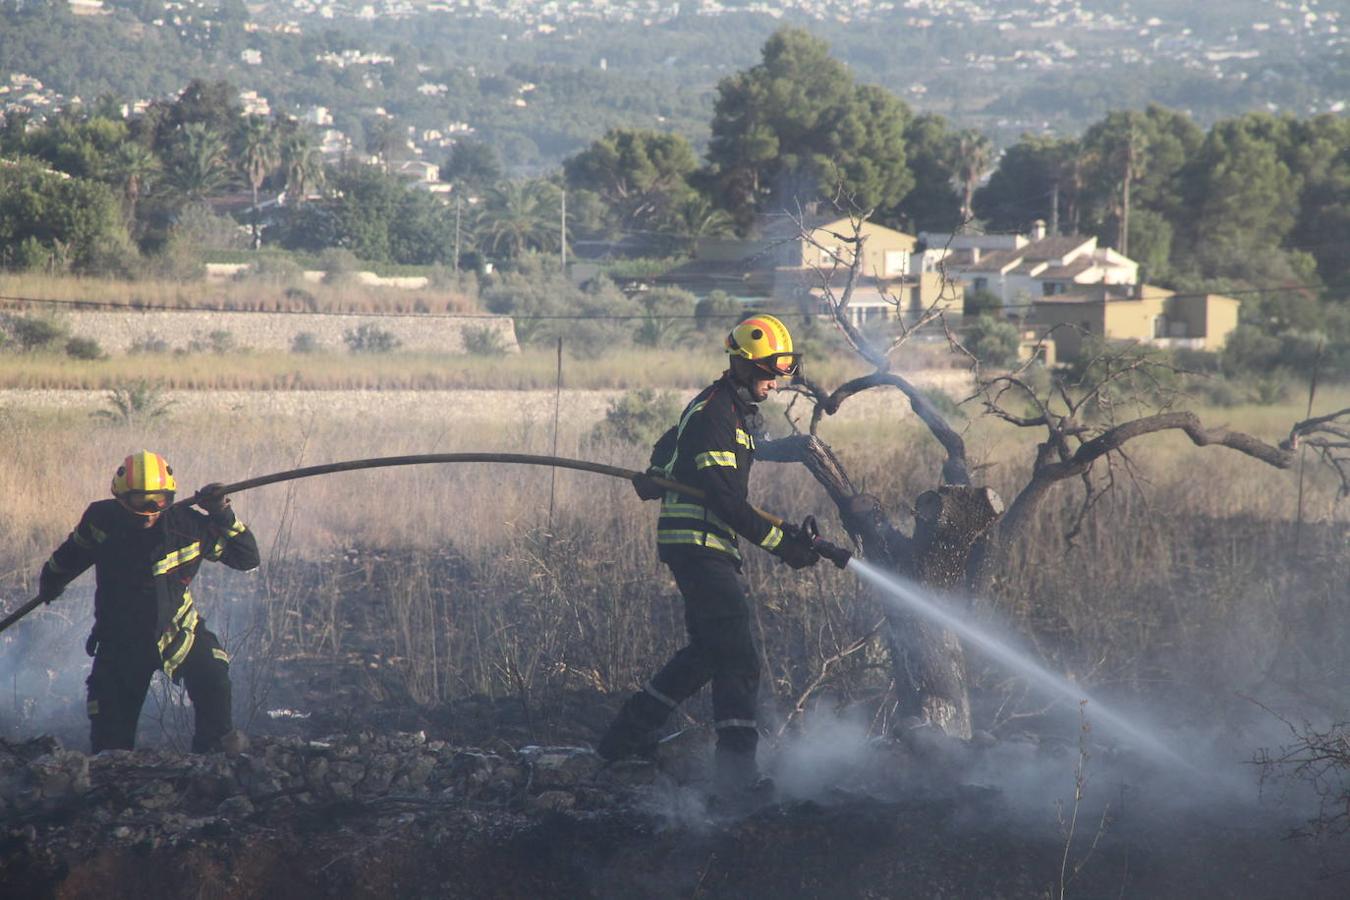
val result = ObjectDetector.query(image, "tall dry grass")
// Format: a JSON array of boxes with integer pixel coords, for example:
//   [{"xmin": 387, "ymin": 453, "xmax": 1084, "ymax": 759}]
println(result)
[
  {"xmin": 0, "ymin": 346, "xmax": 890, "ymax": 391},
  {"xmin": 1, "ymin": 387, "xmax": 1345, "ymax": 744}
]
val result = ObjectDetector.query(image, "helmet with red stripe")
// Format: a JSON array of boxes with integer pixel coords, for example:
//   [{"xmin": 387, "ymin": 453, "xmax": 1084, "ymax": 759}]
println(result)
[
  {"xmin": 111, "ymin": 450, "xmax": 177, "ymax": 515},
  {"xmin": 725, "ymin": 314, "xmax": 800, "ymax": 378}
]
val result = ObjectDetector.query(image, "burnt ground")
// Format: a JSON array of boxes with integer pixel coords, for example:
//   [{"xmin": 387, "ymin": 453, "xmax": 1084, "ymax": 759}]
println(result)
[
  {"xmin": 4, "ymin": 687, "xmax": 1348, "ymax": 900},
  {"xmin": 3, "ymin": 728, "xmax": 1347, "ymax": 900},
  {"xmin": 3, "ymin": 542, "xmax": 1349, "ymax": 898}
]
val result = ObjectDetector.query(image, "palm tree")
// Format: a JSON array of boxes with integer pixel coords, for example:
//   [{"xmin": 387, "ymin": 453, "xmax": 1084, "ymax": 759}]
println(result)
[
  {"xmin": 239, "ymin": 117, "xmax": 281, "ymax": 249},
  {"xmin": 1114, "ymin": 121, "xmax": 1148, "ymax": 258},
  {"xmin": 365, "ymin": 116, "xmax": 404, "ymax": 175},
  {"xmin": 1049, "ymin": 139, "xmax": 1088, "ymax": 236},
  {"xmin": 162, "ymin": 123, "xmax": 231, "ymax": 203},
  {"xmin": 474, "ymin": 180, "xmax": 563, "ymax": 261},
  {"xmin": 1084, "ymin": 111, "xmax": 1149, "ymax": 255},
  {"xmin": 281, "ymin": 129, "xmax": 326, "ymax": 204},
  {"xmin": 952, "ymin": 130, "xmax": 993, "ymax": 223},
  {"xmin": 664, "ymin": 194, "xmax": 735, "ymax": 255},
  {"xmin": 109, "ymin": 141, "xmax": 161, "ymax": 233}
]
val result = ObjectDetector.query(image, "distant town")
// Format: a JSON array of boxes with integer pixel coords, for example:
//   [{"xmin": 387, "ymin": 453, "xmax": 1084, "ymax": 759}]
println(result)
[{"xmin": 3, "ymin": 0, "xmax": 1344, "ymax": 176}]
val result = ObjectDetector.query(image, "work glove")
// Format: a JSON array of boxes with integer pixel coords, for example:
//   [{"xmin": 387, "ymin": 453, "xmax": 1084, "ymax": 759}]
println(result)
[
  {"xmin": 631, "ymin": 469, "xmax": 665, "ymax": 502},
  {"xmin": 774, "ymin": 523, "xmax": 820, "ymax": 570},
  {"xmin": 36, "ymin": 572, "xmax": 63, "ymax": 605},
  {"xmin": 195, "ymin": 483, "xmax": 232, "ymax": 516}
]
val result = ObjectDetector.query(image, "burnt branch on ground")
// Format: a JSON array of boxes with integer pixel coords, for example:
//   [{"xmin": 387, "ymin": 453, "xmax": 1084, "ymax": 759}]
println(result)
[{"xmin": 1254, "ymin": 710, "xmax": 1350, "ymax": 839}]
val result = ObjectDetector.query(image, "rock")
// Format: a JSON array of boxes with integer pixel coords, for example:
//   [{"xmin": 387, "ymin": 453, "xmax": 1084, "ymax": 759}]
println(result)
[
  {"xmin": 304, "ymin": 756, "xmax": 330, "ymax": 783},
  {"xmin": 133, "ymin": 780, "xmax": 178, "ymax": 810},
  {"xmin": 450, "ymin": 751, "xmax": 502, "ymax": 787},
  {"xmin": 519, "ymin": 746, "xmax": 602, "ymax": 790},
  {"xmin": 403, "ymin": 755, "xmax": 435, "ymax": 790},
  {"xmin": 216, "ymin": 795, "xmax": 255, "ymax": 819},
  {"xmin": 528, "ymin": 790, "xmax": 576, "ymax": 813},
  {"xmin": 595, "ymin": 759, "xmax": 658, "ymax": 789}
]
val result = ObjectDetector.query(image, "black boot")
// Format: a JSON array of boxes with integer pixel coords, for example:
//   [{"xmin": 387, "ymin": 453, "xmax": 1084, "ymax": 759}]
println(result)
[
  {"xmin": 597, "ymin": 691, "xmax": 671, "ymax": 761},
  {"xmin": 711, "ymin": 746, "xmax": 775, "ymax": 812}
]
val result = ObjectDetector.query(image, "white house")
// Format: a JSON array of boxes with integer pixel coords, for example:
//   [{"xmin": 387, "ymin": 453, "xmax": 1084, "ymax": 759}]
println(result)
[{"xmin": 919, "ymin": 220, "xmax": 1139, "ymax": 315}]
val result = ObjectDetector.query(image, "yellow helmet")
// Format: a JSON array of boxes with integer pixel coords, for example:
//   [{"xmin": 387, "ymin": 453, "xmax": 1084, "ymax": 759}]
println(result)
[
  {"xmin": 111, "ymin": 450, "xmax": 176, "ymax": 515},
  {"xmin": 726, "ymin": 314, "xmax": 800, "ymax": 377}
]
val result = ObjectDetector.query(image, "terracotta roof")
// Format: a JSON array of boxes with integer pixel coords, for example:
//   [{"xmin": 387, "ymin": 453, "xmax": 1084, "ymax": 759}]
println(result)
[
  {"xmin": 955, "ymin": 234, "xmax": 1099, "ymax": 273},
  {"xmin": 961, "ymin": 248, "xmax": 1024, "ymax": 272},
  {"xmin": 1036, "ymin": 258, "xmax": 1097, "ymax": 280},
  {"xmin": 1019, "ymin": 235, "xmax": 1096, "ymax": 262}
]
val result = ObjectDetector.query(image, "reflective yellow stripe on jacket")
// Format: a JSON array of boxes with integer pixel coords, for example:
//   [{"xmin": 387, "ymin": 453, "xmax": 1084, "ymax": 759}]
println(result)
[
  {"xmin": 157, "ymin": 588, "xmax": 199, "ymax": 676},
  {"xmin": 758, "ymin": 525, "xmax": 784, "ymax": 551},
  {"xmin": 695, "ymin": 450, "xmax": 737, "ymax": 470},
  {"xmin": 205, "ymin": 519, "xmax": 248, "ymax": 560},
  {"xmin": 152, "ymin": 542, "xmax": 201, "ymax": 576},
  {"xmin": 659, "ymin": 500, "xmax": 733, "ymax": 534},
  {"xmin": 656, "ymin": 529, "xmax": 741, "ymax": 559}
]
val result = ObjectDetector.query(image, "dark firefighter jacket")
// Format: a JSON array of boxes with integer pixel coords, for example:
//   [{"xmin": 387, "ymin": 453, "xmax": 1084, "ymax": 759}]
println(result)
[
  {"xmin": 39, "ymin": 500, "xmax": 260, "ymax": 675},
  {"xmin": 651, "ymin": 373, "xmax": 784, "ymax": 565}
]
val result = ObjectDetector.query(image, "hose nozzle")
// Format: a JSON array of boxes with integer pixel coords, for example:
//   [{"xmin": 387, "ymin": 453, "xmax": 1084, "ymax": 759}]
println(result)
[{"xmin": 800, "ymin": 515, "xmax": 853, "ymax": 570}]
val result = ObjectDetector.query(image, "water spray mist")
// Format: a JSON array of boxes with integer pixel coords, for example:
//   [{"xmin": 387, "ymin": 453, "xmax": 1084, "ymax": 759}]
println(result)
[{"xmin": 844, "ymin": 557, "xmax": 1193, "ymax": 771}]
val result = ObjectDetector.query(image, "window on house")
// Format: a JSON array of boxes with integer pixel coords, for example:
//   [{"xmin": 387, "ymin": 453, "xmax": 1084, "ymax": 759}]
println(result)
[
  {"xmin": 884, "ymin": 250, "xmax": 909, "ymax": 277},
  {"xmin": 973, "ymin": 277, "xmax": 988, "ymax": 292}
]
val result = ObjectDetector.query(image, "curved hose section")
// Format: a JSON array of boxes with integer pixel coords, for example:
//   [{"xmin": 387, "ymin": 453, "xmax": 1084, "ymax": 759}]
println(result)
[
  {"xmin": 183, "ymin": 452, "xmax": 785, "ymax": 527},
  {"xmin": 3, "ymin": 454, "xmax": 786, "ymax": 637}
]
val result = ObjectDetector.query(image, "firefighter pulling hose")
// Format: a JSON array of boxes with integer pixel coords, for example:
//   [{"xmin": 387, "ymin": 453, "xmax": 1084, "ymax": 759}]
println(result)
[
  {"xmin": 4, "ymin": 314, "xmax": 851, "ymax": 783},
  {"xmin": 0, "ymin": 453, "xmax": 851, "ymax": 638}
]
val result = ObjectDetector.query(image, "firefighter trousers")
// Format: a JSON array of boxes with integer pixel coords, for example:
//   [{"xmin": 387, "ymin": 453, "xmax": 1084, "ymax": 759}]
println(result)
[
  {"xmin": 86, "ymin": 623, "xmax": 232, "ymax": 753},
  {"xmin": 602, "ymin": 551, "xmax": 761, "ymax": 774}
]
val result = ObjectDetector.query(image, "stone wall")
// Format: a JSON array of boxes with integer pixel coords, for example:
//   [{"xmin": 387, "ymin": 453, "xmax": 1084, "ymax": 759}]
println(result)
[{"xmin": 14, "ymin": 309, "xmax": 519, "ymax": 355}]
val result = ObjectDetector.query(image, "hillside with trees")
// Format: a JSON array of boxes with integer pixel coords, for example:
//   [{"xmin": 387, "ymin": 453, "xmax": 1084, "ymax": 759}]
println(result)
[{"xmin": 1, "ymin": 28, "xmax": 1346, "ymax": 380}]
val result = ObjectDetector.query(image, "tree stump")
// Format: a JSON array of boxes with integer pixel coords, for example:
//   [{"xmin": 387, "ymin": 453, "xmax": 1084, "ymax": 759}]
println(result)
[{"xmin": 884, "ymin": 485, "xmax": 1003, "ymax": 740}]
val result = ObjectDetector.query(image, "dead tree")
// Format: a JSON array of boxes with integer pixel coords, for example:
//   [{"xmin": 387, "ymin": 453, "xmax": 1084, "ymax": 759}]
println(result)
[
  {"xmin": 760, "ymin": 205, "xmax": 1350, "ymax": 741},
  {"xmin": 966, "ymin": 340, "xmax": 1350, "ymax": 593}
]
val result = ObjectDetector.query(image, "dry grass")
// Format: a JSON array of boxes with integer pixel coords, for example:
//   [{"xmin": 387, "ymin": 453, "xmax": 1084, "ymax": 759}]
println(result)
[
  {"xmin": 0, "ymin": 273, "xmax": 478, "ymax": 315},
  {"xmin": 1, "ymin": 384, "xmax": 1346, "ymax": 739},
  {"xmin": 0, "ymin": 346, "xmax": 893, "ymax": 391}
]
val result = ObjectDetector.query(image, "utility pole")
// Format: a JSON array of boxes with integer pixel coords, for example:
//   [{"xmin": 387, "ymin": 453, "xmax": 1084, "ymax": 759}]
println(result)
[
  {"xmin": 560, "ymin": 188, "xmax": 567, "ymax": 271},
  {"xmin": 453, "ymin": 194, "xmax": 462, "ymax": 272},
  {"xmin": 1049, "ymin": 181, "xmax": 1059, "ymax": 236}
]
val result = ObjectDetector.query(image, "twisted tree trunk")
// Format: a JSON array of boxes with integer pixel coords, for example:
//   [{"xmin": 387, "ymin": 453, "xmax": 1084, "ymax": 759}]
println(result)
[{"xmin": 761, "ymin": 437, "xmax": 1001, "ymax": 739}]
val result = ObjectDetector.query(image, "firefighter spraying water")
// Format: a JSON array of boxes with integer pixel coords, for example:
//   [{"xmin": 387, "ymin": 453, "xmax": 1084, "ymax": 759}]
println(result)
[{"xmin": 1, "ymin": 314, "xmax": 1181, "ymax": 779}]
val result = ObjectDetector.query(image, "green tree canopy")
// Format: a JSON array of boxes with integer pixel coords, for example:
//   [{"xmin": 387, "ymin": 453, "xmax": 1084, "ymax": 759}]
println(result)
[
  {"xmin": 1177, "ymin": 113, "xmax": 1303, "ymax": 284},
  {"xmin": 440, "ymin": 139, "xmax": 502, "ymax": 194},
  {"xmin": 705, "ymin": 28, "xmax": 913, "ymax": 228},
  {"xmin": 563, "ymin": 128, "xmax": 698, "ymax": 234},
  {"xmin": 0, "ymin": 157, "xmax": 132, "ymax": 273},
  {"xmin": 885, "ymin": 112, "xmax": 963, "ymax": 233}
]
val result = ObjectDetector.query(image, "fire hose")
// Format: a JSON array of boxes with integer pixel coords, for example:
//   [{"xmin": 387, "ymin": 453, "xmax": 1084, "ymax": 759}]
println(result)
[{"xmin": 0, "ymin": 453, "xmax": 852, "ymax": 637}]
